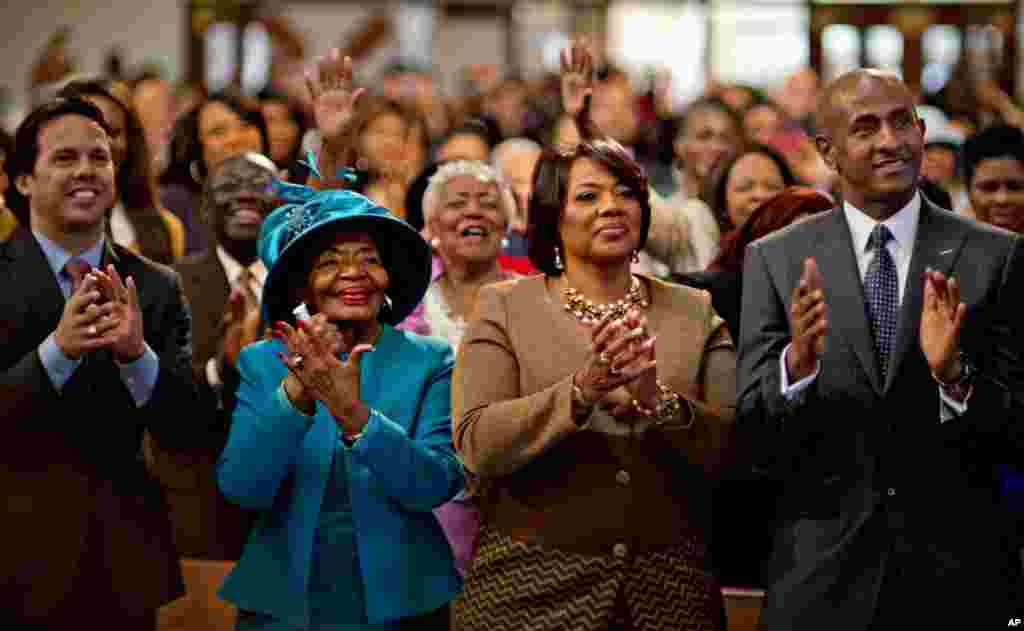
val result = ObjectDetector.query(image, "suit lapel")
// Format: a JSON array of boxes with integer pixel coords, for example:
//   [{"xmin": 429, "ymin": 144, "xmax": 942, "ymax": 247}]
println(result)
[
  {"xmin": 884, "ymin": 201, "xmax": 966, "ymax": 394},
  {"xmin": 814, "ymin": 209, "xmax": 884, "ymax": 394}
]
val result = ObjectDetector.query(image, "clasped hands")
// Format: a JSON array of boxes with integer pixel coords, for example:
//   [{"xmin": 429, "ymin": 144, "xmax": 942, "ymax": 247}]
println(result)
[
  {"xmin": 54, "ymin": 264, "xmax": 145, "ymax": 362},
  {"xmin": 786, "ymin": 257, "xmax": 966, "ymax": 383},
  {"xmin": 574, "ymin": 309, "xmax": 660, "ymax": 422},
  {"xmin": 273, "ymin": 314, "xmax": 373, "ymax": 436}
]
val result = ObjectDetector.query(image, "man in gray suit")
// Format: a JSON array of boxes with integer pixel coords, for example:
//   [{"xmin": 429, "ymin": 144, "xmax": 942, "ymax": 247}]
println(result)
[{"xmin": 738, "ymin": 69, "xmax": 1024, "ymax": 629}]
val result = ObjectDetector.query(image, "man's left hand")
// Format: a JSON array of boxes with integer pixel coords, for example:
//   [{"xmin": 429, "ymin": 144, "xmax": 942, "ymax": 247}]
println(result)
[
  {"xmin": 920, "ymin": 268, "xmax": 967, "ymax": 382},
  {"xmin": 92, "ymin": 264, "xmax": 146, "ymax": 362}
]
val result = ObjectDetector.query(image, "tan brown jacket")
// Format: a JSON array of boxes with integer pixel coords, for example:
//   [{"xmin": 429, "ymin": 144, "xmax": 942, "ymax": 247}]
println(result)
[{"xmin": 453, "ymin": 274, "xmax": 736, "ymax": 556}]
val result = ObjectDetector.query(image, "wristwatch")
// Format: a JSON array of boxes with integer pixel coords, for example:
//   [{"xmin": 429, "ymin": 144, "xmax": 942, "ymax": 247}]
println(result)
[{"xmin": 933, "ymin": 352, "xmax": 973, "ymax": 401}]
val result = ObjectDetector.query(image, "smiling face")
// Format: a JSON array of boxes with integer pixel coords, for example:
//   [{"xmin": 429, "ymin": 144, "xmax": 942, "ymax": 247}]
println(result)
[
  {"xmin": 559, "ymin": 157, "xmax": 643, "ymax": 270},
  {"xmin": 84, "ymin": 95, "xmax": 128, "ymax": 171},
  {"xmin": 18, "ymin": 114, "xmax": 115, "ymax": 239},
  {"xmin": 725, "ymin": 152, "xmax": 788, "ymax": 229},
  {"xmin": 306, "ymin": 231, "xmax": 390, "ymax": 324},
  {"xmin": 969, "ymin": 157, "xmax": 1024, "ymax": 234},
  {"xmin": 817, "ymin": 73, "xmax": 925, "ymax": 215},
  {"xmin": 206, "ymin": 155, "xmax": 276, "ymax": 245},
  {"xmin": 431, "ymin": 174, "xmax": 507, "ymax": 267}
]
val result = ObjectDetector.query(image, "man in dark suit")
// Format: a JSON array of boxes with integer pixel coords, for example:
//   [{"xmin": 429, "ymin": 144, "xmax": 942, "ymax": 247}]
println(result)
[
  {"xmin": 148, "ymin": 152, "xmax": 275, "ymax": 561},
  {"xmin": 0, "ymin": 97, "xmax": 198, "ymax": 628},
  {"xmin": 738, "ymin": 69, "xmax": 1024, "ymax": 629}
]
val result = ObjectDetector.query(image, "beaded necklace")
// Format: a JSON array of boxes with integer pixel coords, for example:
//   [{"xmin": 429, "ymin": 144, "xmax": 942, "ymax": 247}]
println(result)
[{"xmin": 562, "ymin": 275, "xmax": 648, "ymax": 322}]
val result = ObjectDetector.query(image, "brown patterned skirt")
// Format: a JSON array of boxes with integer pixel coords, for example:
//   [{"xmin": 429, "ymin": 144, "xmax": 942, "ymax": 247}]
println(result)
[{"xmin": 454, "ymin": 525, "xmax": 724, "ymax": 631}]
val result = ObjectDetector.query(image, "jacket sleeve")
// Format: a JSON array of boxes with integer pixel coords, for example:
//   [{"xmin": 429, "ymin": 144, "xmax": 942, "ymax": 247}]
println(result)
[
  {"xmin": 736, "ymin": 241, "xmax": 826, "ymax": 475},
  {"xmin": 139, "ymin": 269, "xmax": 203, "ymax": 449},
  {"xmin": 217, "ymin": 343, "xmax": 314, "ymax": 510},
  {"xmin": 453, "ymin": 285, "xmax": 588, "ymax": 477},
  {"xmin": 653, "ymin": 300, "xmax": 737, "ymax": 480},
  {"xmin": 347, "ymin": 346, "xmax": 464, "ymax": 512},
  {"xmin": 940, "ymin": 234, "xmax": 1024, "ymax": 460}
]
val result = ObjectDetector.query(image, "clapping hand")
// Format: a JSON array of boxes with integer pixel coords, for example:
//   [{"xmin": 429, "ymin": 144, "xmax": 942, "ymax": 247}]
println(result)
[
  {"xmin": 53, "ymin": 273, "xmax": 120, "ymax": 360},
  {"xmin": 90, "ymin": 264, "xmax": 146, "ymax": 362},
  {"xmin": 574, "ymin": 309, "xmax": 658, "ymax": 416},
  {"xmin": 787, "ymin": 257, "xmax": 828, "ymax": 381},
  {"xmin": 274, "ymin": 314, "xmax": 373, "ymax": 434},
  {"xmin": 920, "ymin": 269, "xmax": 966, "ymax": 383}
]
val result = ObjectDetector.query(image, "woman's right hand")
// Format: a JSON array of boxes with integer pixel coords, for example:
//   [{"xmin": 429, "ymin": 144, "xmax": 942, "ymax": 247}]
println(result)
[
  {"xmin": 306, "ymin": 48, "xmax": 365, "ymax": 149},
  {"xmin": 574, "ymin": 311, "xmax": 656, "ymax": 406},
  {"xmin": 559, "ymin": 38, "xmax": 594, "ymax": 119}
]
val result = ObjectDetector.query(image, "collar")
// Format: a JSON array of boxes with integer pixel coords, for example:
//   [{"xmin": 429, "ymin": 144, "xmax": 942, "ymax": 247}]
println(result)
[
  {"xmin": 843, "ymin": 191, "xmax": 921, "ymax": 255},
  {"xmin": 32, "ymin": 230, "xmax": 105, "ymax": 277},
  {"xmin": 217, "ymin": 244, "xmax": 267, "ymax": 287}
]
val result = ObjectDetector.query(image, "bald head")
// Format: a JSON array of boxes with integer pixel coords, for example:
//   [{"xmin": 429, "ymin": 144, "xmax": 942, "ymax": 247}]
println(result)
[{"xmin": 816, "ymin": 69, "xmax": 911, "ymax": 139}]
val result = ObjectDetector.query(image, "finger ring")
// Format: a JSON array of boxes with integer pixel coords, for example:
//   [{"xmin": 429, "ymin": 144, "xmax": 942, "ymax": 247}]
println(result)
[
  {"xmin": 88, "ymin": 325, "xmax": 98, "ymax": 337},
  {"xmin": 598, "ymin": 351, "xmax": 611, "ymax": 365},
  {"xmin": 291, "ymin": 354, "xmax": 305, "ymax": 368},
  {"xmin": 609, "ymin": 365, "xmax": 621, "ymax": 376}
]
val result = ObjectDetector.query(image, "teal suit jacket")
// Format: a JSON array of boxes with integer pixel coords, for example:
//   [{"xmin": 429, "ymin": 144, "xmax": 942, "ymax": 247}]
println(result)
[{"xmin": 217, "ymin": 325, "xmax": 463, "ymax": 627}]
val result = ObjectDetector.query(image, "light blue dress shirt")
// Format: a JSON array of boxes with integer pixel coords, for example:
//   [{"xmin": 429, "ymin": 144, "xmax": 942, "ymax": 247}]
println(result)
[{"xmin": 34, "ymin": 231, "xmax": 159, "ymax": 406}]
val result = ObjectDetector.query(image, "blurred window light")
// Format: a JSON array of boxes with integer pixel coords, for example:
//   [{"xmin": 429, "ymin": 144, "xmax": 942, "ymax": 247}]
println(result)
[
  {"xmin": 608, "ymin": 1, "xmax": 707, "ymax": 107},
  {"xmin": 865, "ymin": 25, "xmax": 904, "ymax": 75},
  {"xmin": 205, "ymin": 22, "xmax": 238, "ymax": 94},
  {"xmin": 241, "ymin": 22, "xmax": 270, "ymax": 96},
  {"xmin": 709, "ymin": 0, "xmax": 809, "ymax": 89},
  {"xmin": 923, "ymin": 25, "xmax": 961, "ymax": 66},
  {"xmin": 822, "ymin": 24, "xmax": 861, "ymax": 82}
]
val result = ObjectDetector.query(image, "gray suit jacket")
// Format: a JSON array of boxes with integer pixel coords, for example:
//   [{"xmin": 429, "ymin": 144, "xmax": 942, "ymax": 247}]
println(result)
[{"xmin": 737, "ymin": 200, "xmax": 1024, "ymax": 630}]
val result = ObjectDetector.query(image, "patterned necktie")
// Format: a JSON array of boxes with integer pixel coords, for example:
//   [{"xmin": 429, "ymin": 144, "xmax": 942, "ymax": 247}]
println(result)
[
  {"xmin": 63, "ymin": 257, "xmax": 92, "ymax": 297},
  {"xmin": 864, "ymin": 224, "xmax": 898, "ymax": 382}
]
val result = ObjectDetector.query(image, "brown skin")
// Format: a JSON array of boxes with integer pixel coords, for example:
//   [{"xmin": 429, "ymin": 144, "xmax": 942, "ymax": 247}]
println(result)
[
  {"xmin": 968, "ymin": 157, "xmax": 1024, "ymax": 234},
  {"xmin": 675, "ymin": 108, "xmax": 742, "ymax": 196},
  {"xmin": 274, "ymin": 231, "xmax": 387, "ymax": 436},
  {"xmin": 791, "ymin": 70, "xmax": 964, "ymax": 382},
  {"xmin": 724, "ymin": 152, "xmax": 787, "ymax": 229},
  {"xmin": 198, "ymin": 102, "xmax": 264, "ymax": 173}
]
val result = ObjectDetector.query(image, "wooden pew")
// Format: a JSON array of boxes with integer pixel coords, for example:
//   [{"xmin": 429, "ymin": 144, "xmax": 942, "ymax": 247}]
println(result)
[{"xmin": 157, "ymin": 559, "xmax": 237, "ymax": 631}]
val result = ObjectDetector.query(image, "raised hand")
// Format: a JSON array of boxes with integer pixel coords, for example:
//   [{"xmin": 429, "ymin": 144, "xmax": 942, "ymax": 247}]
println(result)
[
  {"xmin": 91, "ymin": 264, "xmax": 146, "ymax": 362},
  {"xmin": 306, "ymin": 48, "xmax": 365, "ymax": 148},
  {"xmin": 787, "ymin": 257, "xmax": 828, "ymax": 381},
  {"xmin": 53, "ymin": 274, "xmax": 120, "ymax": 360},
  {"xmin": 559, "ymin": 38, "xmax": 594, "ymax": 119},
  {"xmin": 920, "ymin": 269, "xmax": 966, "ymax": 382}
]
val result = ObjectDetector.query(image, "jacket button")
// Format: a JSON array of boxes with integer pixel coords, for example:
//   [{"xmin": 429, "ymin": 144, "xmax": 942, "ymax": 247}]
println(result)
[
  {"xmin": 613, "ymin": 543, "xmax": 628, "ymax": 558},
  {"xmin": 887, "ymin": 487, "xmax": 896, "ymax": 497},
  {"xmin": 616, "ymin": 470, "xmax": 631, "ymax": 486}
]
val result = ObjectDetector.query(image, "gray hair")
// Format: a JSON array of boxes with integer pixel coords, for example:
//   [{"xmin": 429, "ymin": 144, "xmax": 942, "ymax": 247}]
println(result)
[
  {"xmin": 422, "ymin": 160, "xmax": 516, "ymax": 226},
  {"xmin": 491, "ymin": 137, "xmax": 542, "ymax": 177}
]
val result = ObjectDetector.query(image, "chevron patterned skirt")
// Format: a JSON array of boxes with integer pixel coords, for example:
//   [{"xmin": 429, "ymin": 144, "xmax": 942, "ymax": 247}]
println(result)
[{"xmin": 454, "ymin": 525, "xmax": 724, "ymax": 631}]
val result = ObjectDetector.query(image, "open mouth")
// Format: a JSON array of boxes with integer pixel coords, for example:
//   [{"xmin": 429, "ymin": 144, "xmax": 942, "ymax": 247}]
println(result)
[
  {"xmin": 67, "ymin": 187, "xmax": 102, "ymax": 201},
  {"xmin": 874, "ymin": 158, "xmax": 910, "ymax": 173},
  {"xmin": 461, "ymin": 225, "xmax": 490, "ymax": 239}
]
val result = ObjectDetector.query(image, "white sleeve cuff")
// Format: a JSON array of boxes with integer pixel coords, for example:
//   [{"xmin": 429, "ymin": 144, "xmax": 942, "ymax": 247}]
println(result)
[{"xmin": 780, "ymin": 343, "xmax": 819, "ymax": 399}]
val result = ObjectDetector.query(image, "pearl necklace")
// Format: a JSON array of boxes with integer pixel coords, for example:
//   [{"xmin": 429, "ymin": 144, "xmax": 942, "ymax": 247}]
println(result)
[{"xmin": 563, "ymin": 275, "xmax": 648, "ymax": 322}]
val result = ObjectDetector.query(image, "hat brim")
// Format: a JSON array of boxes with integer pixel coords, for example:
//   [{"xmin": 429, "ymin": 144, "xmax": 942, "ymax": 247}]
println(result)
[{"xmin": 261, "ymin": 214, "xmax": 432, "ymax": 327}]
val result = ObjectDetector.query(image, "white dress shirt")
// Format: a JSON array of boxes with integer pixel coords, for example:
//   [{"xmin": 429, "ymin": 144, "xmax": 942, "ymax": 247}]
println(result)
[{"xmin": 779, "ymin": 192, "xmax": 968, "ymax": 421}]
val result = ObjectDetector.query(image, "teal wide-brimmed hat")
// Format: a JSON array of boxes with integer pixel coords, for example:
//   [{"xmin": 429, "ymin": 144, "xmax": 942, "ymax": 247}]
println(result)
[{"xmin": 258, "ymin": 159, "xmax": 431, "ymax": 326}]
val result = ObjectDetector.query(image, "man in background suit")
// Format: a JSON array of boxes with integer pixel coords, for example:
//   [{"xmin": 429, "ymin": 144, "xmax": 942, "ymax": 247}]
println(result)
[
  {"xmin": 0, "ymin": 97, "xmax": 198, "ymax": 628},
  {"xmin": 738, "ymin": 69, "xmax": 1024, "ymax": 629},
  {"xmin": 148, "ymin": 152, "xmax": 276, "ymax": 561}
]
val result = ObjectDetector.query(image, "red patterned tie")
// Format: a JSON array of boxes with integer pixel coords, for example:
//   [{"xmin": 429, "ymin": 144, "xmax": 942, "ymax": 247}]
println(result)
[{"xmin": 64, "ymin": 258, "xmax": 92, "ymax": 295}]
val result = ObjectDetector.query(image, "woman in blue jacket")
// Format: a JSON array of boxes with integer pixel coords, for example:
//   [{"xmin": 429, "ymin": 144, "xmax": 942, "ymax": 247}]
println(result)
[{"xmin": 216, "ymin": 173, "xmax": 464, "ymax": 630}]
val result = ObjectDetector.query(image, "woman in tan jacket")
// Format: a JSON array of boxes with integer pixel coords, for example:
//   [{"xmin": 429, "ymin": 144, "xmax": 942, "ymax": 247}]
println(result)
[{"xmin": 453, "ymin": 131, "xmax": 737, "ymax": 630}]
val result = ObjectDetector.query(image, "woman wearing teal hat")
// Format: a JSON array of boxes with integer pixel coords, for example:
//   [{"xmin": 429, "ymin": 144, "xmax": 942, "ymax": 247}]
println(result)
[{"xmin": 216, "ymin": 50, "xmax": 464, "ymax": 630}]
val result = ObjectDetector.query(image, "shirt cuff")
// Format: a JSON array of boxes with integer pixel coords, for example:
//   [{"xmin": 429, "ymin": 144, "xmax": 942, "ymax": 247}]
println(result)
[
  {"xmin": 116, "ymin": 344, "xmax": 159, "ymax": 407},
  {"xmin": 780, "ymin": 343, "xmax": 819, "ymax": 399},
  {"xmin": 39, "ymin": 333, "xmax": 83, "ymax": 391},
  {"xmin": 206, "ymin": 357, "xmax": 222, "ymax": 387},
  {"xmin": 275, "ymin": 382, "xmax": 317, "ymax": 430},
  {"xmin": 938, "ymin": 383, "xmax": 971, "ymax": 423}
]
